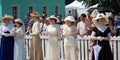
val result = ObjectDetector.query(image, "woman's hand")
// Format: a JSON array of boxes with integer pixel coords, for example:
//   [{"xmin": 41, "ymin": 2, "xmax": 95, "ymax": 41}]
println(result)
[
  {"xmin": 18, "ymin": 34, "xmax": 24, "ymax": 38},
  {"xmin": 103, "ymin": 37, "xmax": 109, "ymax": 41},
  {"xmin": 91, "ymin": 37, "xmax": 98, "ymax": 41}
]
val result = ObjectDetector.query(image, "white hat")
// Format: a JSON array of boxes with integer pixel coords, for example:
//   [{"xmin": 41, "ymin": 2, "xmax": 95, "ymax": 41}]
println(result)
[
  {"xmin": 92, "ymin": 13, "xmax": 109, "ymax": 25},
  {"xmin": 14, "ymin": 18, "xmax": 23, "ymax": 24},
  {"xmin": 46, "ymin": 17, "xmax": 50, "ymax": 21},
  {"xmin": 49, "ymin": 15, "xmax": 59, "ymax": 21},
  {"xmin": 1, "ymin": 14, "xmax": 13, "ymax": 22},
  {"xmin": 64, "ymin": 16, "xmax": 76, "ymax": 22}
]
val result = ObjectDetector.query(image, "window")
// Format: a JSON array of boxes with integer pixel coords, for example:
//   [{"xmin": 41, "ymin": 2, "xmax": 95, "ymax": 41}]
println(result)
[
  {"xmin": 42, "ymin": 6, "xmax": 47, "ymax": 17},
  {"xmin": 55, "ymin": 6, "xmax": 59, "ymax": 16},
  {"xmin": 12, "ymin": 6, "xmax": 18, "ymax": 19},
  {"xmin": 28, "ymin": 6, "xmax": 34, "ymax": 14}
]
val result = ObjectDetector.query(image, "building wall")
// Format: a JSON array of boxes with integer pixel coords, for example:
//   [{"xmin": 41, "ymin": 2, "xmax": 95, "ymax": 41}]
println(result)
[
  {"xmin": 0, "ymin": 0, "xmax": 2, "ymax": 17},
  {"xmin": 1, "ymin": 0, "xmax": 65, "ymax": 19}
]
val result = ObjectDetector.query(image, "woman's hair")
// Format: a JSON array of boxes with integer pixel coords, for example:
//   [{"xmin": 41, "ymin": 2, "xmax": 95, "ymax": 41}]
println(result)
[
  {"xmin": 108, "ymin": 16, "xmax": 115, "ymax": 26},
  {"xmin": 50, "ymin": 18, "xmax": 57, "ymax": 22},
  {"xmin": 16, "ymin": 22, "xmax": 23, "ymax": 26}
]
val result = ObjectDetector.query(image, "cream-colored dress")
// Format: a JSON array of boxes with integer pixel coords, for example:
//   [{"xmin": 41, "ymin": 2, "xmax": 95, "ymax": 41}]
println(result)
[
  {"xmin": 30, "ymin": 21, "xmax": 43, "ymax": 60},
  {"xmin": 62, "ymin": 25, "xmax": 78, "ymax": 60},
  {"xmin": 45, "ymin": 24, "xmax": 60, "ymax": 60}
]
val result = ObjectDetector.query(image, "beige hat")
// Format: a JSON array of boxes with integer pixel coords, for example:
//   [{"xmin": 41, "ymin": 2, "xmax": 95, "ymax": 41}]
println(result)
[
  {"xmin": 30, "ymin": 11, "xmax": 40, "ymax": 17},
  {"xmin": 1, "ymin": 14, "xmax": 13, "ymax": 22},
  {"xmin": 14, "ymin": 18, "xmax": 23, "ymax": 24},
  {"xmin": 92, "ymin": 13, "xmax": 109, "ymax": 26},
  {"xmin": 64, "ymin": 16, "xmax": 76, "ymax": 22},
  {"xmin": 49, "ymin": 15, "xmax": 59, "ymax": 21}
]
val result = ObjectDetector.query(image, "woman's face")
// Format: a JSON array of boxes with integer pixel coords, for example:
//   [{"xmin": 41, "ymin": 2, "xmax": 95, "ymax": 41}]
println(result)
[
  {"xmin": 3, "ymin": 18, "xmax": 10, "ymax": 24},
  {"xmin": 109, "ymin": 20, "xmax": 113, "ymax": 25},
  {"xmin": 50, "ymin": 19, "xmax": 56, "ymax": 25},
  {"xmin": 66, "ymin": 20, "xmax": 73, "ymax": 27},
  {"xmin": 44, "ymin": 20, "xmax": 49, "ymax": 24},
  {"xmin": 33, "ymin": 16, "xmax": 39, "ymax": 20},
  {"xmin": 80, "ymin": 16, "xmax": 86, "ymax": 21},
  {"xmin": 98, "ymin": 18, "xmax": 106, "ymax": 25}
]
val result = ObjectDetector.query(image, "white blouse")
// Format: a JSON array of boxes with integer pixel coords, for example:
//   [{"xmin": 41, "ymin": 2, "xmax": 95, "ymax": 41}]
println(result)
[
  {"xmin": 0, "ymin": 23, "xmax": 13, "ymax": 32},
  {"xmin": 46, "ymin": 24, "xmax": 60, "ymax": 36},
  {"xmin": 31, "ymin": 21, "xmax": 41, "ymax": 35},
  {"xmin": 0, "ymin": 23, "xmax": 14, "ymax": 35},
  {"xmin": 62, "ymin": 25, "xmax": 77, "ymax": 37}
]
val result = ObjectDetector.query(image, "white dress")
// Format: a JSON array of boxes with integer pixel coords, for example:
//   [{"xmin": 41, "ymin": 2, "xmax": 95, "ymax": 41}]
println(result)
[
  {"xmin": 14, "ymin": 27, "xmax": 25, "ymax": 60},
  {"xmin": 46, "ymin": 24, "xmax": 60, "ymax": 60},
  {"xmin": 62, "ymin": 25, "xmax": 78, "ymax": 60}
]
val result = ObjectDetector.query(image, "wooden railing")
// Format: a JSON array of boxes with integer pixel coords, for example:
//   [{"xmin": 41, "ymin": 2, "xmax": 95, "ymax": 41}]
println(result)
[{"xmin": 1, "ymin": 35, "xmax": 120, "ymax": 60}]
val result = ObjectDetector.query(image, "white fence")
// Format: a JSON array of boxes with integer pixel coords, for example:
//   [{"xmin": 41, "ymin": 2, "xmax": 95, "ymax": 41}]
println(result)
[{"xmin": 24, "ymin": 35, "xmax": 120, "ymax": 60}]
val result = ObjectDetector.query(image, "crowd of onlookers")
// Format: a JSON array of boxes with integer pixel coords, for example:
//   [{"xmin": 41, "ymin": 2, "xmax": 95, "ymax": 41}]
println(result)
[{"xmin": 22, "ymin": 11, "xmax": 120, "ymax": 37}]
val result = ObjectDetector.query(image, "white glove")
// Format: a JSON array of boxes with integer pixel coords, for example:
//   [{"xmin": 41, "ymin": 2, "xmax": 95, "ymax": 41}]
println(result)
[{"xmin": 97, "ymin": 36, "xmax": 104, "ymax": 41}]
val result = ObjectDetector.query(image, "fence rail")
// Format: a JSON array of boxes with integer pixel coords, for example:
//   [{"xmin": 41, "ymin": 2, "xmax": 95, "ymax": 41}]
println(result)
[{"xmin": 1, "ymin": 35, "xmax": 120, "ymax": 60}]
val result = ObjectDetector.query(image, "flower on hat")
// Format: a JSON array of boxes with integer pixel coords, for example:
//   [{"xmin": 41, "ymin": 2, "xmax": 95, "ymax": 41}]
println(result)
[
  {"xmin": 30, "ymin": 11, "xmax": 40, "ymax": 17},
  {"xmin": 64, "ymin": 16, "xmax": 76, "ymax": 22},
  {"xmin": 90, "ymin": 9, "xmax": 99, "ymax": 18}
]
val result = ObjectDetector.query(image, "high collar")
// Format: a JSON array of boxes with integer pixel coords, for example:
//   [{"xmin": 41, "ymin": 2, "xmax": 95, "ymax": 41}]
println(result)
[{"xmin": 96, "ymin": 25, "xmax": 108, "ymax": 32}]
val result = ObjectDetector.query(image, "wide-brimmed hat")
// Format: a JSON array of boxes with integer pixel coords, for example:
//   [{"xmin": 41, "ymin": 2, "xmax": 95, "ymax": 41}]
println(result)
[
  {"xmin": 14, "ymin": 18, "xmax": 23, "ymax": 24},
  {"xmin": 49, "ymin": 15, "xmax": 59, "ymax": 21},
  {"xmin": 64, "ymin": 16, "xmax": 76, "ymax": 22},
  {"xmin": 30, "ymin": 11, "xmax": 40, "ymax": 17},
  {"xmin": 1, "ymin": 14, "xmax": 13, "ymax": 22},
  {"xmin": 92, "ymin": 13, "xmax": 109, "ymax": 25}
]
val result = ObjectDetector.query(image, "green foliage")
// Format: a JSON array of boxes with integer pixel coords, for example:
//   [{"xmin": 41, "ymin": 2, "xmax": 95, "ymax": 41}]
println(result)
[{"xmin": 78, "ymin": 0, "xmax": 120, "ymax": 15}]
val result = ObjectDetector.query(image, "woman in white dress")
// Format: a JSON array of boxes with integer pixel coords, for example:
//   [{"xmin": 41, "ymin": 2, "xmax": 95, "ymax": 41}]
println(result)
[
  {"xmin": 14, "ymin": 19, "xmax": 25, "ymax": 60},
  {"xmin": 63, "ymin": 16, "xmax": 79, "ymax": 60},
  {"xmin": 45, "ymin": 15, "xmax": 61, "ymax": 60}
]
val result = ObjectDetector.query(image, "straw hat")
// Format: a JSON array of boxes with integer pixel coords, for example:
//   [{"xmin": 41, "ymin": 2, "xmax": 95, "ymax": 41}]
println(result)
[
  {"xmin": 49, "ymin": 15, "xmax": 59, "ymax": 22},
  {"xmin": 64, "ymin": 16, "xmax": 76, "ymax": 22},
  {"xmin": 30, "ymin": 11, "xmax": 40, "ymax": 17},
  {"xmin": 92, "ymin": 13, "xmax": 109, "ymax": 26},
  {"xmin": 1, "ymin": 14, "xmax": 13, "ymax": 22},
  {"xmin": 14, "ymin": 18, "xmax": 23, "ymax": 24}
]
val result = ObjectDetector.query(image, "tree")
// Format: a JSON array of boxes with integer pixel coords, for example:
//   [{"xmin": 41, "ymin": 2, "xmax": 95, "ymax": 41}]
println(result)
[{"xmin": 79, "ymin": 0, "xmax": 120, "ymax": 15}]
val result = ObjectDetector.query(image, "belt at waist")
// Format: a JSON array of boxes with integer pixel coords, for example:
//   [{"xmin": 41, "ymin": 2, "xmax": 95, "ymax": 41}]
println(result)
[{"xmin": 4, "ymin": 31, "xmax": 10, "ymax": 33}]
